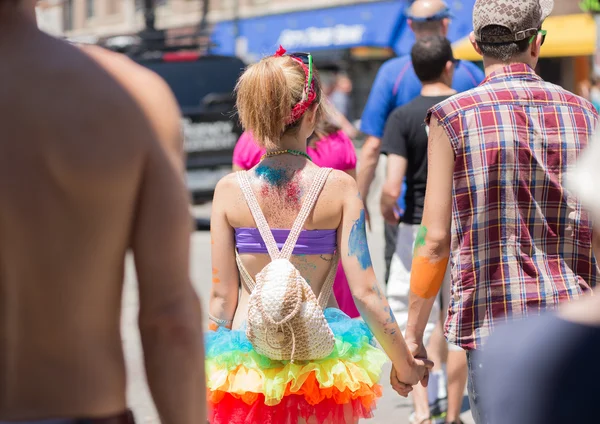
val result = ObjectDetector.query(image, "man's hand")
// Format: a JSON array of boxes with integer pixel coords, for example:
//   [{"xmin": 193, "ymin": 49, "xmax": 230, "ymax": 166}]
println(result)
[
  {"xmin": 380, "ymin": 194, "xmax": 401, "ymax": 226},
  {"xmin": 380, "ymin": 154, "xmax": 407, "ymax": 226},
  {"xmin": 406, "ymin": 339, "xmax": 430, "ymax": 387}
]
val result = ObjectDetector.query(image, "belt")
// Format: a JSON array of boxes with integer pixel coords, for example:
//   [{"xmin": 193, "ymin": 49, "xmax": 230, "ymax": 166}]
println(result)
[{"xmin": 0, "ymin": 410, "xmax": 135, "ymax": 424}]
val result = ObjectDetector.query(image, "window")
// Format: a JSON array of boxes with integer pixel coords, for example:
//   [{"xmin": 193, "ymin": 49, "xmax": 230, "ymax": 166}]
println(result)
[
  {"xmin": 86, "ymin": 0, "xmax": 95, "ymax": 19},
  {"xmin": 63, "ymin": 0, "xmax": 73, "ymax": 31},
  {"xmin": 135, "ymin": 0, "xmax": 168, "ymax": 11}
]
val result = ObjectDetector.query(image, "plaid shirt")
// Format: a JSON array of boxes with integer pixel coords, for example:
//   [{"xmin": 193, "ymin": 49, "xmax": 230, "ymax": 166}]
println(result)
[{"xmin": 427, "ymin": 63, "xmax": 599, "ymax": 350}]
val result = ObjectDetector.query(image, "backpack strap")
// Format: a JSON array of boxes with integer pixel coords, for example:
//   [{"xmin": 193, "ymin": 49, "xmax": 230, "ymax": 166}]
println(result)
[
  {"xmin": 235, "ymin": 250, "xmax": 256, "ymax": 292},
  {"xmin": 279, "ymin": 168, "xmax": 333, "ymax": 260},
  {"xmin": 316, "ymin": 252, "xmax": 340, "ymax": 310},
  {"xmin": 237, "ymin": 171, "xmax": 281, "ymax": 260}
]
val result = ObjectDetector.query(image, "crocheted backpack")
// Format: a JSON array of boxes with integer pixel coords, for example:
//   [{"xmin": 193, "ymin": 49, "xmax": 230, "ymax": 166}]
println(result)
[{"xmin": 235, "ymin": 168, "xmax": 338, "ymax": 362}]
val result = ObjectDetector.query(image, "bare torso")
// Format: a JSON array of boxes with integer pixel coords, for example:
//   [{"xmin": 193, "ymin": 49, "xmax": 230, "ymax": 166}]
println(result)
[{"xmin": 0, "ymin": 28, "xmax": 158, "ymax": 419}]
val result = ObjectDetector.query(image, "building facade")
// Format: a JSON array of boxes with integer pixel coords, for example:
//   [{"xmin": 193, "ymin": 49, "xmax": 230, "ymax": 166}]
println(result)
[{"xmin": 35, "ymin": 0, "xmax": 367, "ymax": 41}]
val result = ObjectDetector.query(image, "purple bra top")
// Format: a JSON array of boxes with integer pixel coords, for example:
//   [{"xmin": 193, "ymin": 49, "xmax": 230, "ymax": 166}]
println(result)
[{"xmin": 235, "ymin": 228, "xmax": 337, "ymax": 255}]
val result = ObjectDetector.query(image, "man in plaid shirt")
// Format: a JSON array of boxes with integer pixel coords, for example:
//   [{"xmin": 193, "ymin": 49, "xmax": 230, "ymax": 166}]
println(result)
[{"xmin": 405, "ymin": 0, "xmax": 599, "ymax": 422}]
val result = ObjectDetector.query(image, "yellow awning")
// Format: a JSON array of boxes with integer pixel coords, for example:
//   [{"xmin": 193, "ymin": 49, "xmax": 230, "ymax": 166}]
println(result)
[{"xmin": 453, "ymin": 13, "xmax": 597, "ymax": 61}]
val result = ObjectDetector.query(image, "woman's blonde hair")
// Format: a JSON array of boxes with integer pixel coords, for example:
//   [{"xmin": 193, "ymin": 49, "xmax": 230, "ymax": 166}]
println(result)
[{"xmin": 235, "ymin": 55, "xmax": 324, "ymax": 150}]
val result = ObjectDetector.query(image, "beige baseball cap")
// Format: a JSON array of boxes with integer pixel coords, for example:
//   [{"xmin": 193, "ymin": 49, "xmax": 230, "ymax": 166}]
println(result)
[{"xmin": 473, "ymin": 0, "xmax": 554, "ymax": 43}]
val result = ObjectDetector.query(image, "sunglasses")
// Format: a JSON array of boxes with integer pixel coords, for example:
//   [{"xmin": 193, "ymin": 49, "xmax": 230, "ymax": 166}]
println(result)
[
  {"xmin": 529, "ymin": 29, "xmax": 547, "ymax": 46},
  {"xmin": 289, "ymin": 52, "xmax": 314, "ymax": 93}
]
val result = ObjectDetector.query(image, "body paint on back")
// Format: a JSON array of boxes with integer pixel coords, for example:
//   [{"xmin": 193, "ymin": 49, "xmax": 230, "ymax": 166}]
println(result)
[
  {"xmin": 255, "ymin": 164, "xmax": 288, "ymax": 186},
  {"xmin": 348, "ymin": 209, "xmax": 373, "ymax": 270},
  {"xmin": 255, "ymin": 164, "xmax": 301, "ymax": 207}
]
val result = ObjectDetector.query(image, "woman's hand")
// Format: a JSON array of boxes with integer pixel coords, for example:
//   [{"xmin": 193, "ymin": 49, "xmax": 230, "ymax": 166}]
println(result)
[{"xmin": 390, "ymin": 355, "xmax": 433, "ymax": 397}]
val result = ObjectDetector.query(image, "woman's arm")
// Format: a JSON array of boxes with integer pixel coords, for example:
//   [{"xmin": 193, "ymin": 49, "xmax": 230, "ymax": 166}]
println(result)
[
  {"xmin": 208, "ymin": 175, "xmax": 240, "ymax": 330},
  {"xmin": 335, "ymin": 172, "xmax": 432, "ymax": 389}
]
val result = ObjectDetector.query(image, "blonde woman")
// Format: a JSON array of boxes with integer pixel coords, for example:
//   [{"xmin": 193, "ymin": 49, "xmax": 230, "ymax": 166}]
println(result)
[{"xmin": 206, "ymin": 47, "xmax": 432, "ymax": 424}]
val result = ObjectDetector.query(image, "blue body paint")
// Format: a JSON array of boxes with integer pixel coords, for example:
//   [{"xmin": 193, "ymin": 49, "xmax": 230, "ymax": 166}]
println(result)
[
  {"xmin": 255, "ymin": 164, "xmax": 289, "ymax": 187},
  {"xmin": 385, "ymin": 306, "xmax": 397, "ymax": 324},
  {"xmin": 348, "ymin": 209, "xmax": 373, "ymax": 270}
]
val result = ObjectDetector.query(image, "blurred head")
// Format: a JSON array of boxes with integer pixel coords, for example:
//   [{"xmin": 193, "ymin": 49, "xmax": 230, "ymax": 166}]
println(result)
[
  {"xmin": 470, "ymin": 0, "xmax": 553, "ymax": 67},
  {"xmin": 335, "ymin": 75, "xmax": 352, "ymax": 94},
  {"xmin": 407, "ymin": 0, "xmax": 451, "ymax": 39},
  {"xmin": 411, "ymin": 36, "xmax": 455, "ymax": 86},
  {"xmin": 236, "ymin": 52, "xmax": 324, "ymax": 150}
]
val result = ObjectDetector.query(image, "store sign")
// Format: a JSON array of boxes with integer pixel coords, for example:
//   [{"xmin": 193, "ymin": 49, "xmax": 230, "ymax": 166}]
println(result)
[
  {"xmin": 580, "ymin": 0, "xmax": 600, "ymax": 12},
  {"xmin": 278, "ymin": 24, "xmax": 367, "ymax": 49},
  {"xmin": 182, "ymin": 119, "xmax": 237, "ymax": 153}
]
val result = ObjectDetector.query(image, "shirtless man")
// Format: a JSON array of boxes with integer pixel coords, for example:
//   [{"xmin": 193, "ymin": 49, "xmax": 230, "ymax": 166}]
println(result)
[{"xmin": 0, "ymin": 2, "xmax": 205, "ymax": 423}]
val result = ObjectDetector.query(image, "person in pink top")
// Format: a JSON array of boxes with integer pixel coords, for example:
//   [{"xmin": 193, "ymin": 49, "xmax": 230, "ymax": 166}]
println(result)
[{"xmin": 232, "ymin": 118, "xmax": 360, "ymax": 318}]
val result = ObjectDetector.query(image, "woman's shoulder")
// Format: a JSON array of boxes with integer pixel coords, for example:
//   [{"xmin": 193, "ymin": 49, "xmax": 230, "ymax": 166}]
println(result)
[
  {"xmin": 322, "ymin": 168, "xmax": 357, "ymax": 195},
  {"xmin": 214, "ymin": 172, "xmax": 241, "ymax": 196}
]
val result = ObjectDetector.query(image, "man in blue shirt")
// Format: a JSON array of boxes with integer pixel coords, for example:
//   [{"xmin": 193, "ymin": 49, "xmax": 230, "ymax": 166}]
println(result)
[
  {"xmin": 357, "ymin": 1, "xmax": 484, "ymax": 422},
  {"xmin": 358, "ymin": 0, "xmax": 483, "ymax": 285}
]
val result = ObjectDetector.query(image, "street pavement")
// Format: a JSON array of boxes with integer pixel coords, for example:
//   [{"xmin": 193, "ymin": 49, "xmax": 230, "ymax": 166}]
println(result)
[{"xmin": 120, "ymin": 157, "xmax": 475, "ymax": 423}]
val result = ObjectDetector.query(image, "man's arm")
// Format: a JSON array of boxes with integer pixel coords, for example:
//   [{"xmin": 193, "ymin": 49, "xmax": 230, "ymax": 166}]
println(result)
[
  {"xmin": 357, "ymin": 136, "xmax": 383, "ymax": 223},
  {"xmin": 379, "ymin": 110, "xmax": 409, "ymax": 226},
  {"xmin": 405, "ymin": 118, "xmax": 454, "ymax": 347},
  {"xmin": 593, "ymin": 229, "xmax": 600, "ymax": 260},
  {"xmin": 381, "ymin": 154, "xmax": 407, "ymax": 226},
  {"xmin": 358, "ymin": 61, "xmax": 397, "ymax": 222},
  {"xmin": 130, "ymin": 70, "xmax": 205, "ymax": 424}
]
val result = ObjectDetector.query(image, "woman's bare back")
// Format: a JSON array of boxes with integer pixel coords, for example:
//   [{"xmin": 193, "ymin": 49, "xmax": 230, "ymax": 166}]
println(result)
[{"xmin": 213, "ymin": 159, "xmax": 350, "ymax": 327}]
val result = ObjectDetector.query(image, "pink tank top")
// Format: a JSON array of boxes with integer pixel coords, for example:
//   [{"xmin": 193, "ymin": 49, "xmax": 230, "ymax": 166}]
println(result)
[{"xmin": 232, "ymin": 130, "xmax": 357, "ymax": 170}]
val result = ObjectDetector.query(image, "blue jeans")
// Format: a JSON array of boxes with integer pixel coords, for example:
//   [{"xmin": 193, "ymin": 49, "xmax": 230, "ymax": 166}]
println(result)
[{"xmin": 467, "ymin": 350, "xmax": 489, "ymax": 424}]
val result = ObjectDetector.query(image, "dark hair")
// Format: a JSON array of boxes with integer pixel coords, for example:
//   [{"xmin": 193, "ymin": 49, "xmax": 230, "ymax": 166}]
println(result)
[
  {"xmin": 477, "ymin": 25, "xmax": 531, "ymax": 62},
  {"xmin": 410, "ymin": 20, "xmax": 444, "ymax": 33},
  {"xmin": 410, "ymin": 35, "xmax": 454, "ymax": 83}
]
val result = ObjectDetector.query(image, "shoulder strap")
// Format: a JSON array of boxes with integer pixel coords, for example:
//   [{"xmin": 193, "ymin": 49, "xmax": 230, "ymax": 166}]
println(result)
[
  {"xmin": 236, "ymin": 171, "xmax": 280, "ymax": 260},
  {"xmin": 280, "ymin": 168, "xmax": 333, "ymax": 260},
  {"xmin": 316, "ymin": 252, "xmax": 340, "ymax": 310},
  {"xmin": 235, "ymin": 250, "xmax": 256, "ymax": 292}
]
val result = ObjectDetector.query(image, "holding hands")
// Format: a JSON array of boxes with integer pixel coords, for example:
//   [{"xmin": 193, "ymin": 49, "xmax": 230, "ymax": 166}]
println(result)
[{"xmin": 390, "ymin": 343, "xmax": 432, "ymax": 397}]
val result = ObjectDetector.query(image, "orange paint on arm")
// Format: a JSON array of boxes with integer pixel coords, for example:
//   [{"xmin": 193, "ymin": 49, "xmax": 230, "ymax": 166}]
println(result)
[
  {"xmin": 208, "ymin": 322, "xmax": 219, "ymax": 332},
  {"xmin": 212, "ymin": 267, "xmax": 220, "ymax": 284},
  {"xmin": 410, "ymin": 255, "xmax": 449, "ymax": 299}
]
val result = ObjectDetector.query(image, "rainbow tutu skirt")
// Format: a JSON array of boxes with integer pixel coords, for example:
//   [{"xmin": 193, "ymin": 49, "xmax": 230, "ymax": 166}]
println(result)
[{"xmin": 205, "ymin": 308, "xmax": 388, "ymax": 424}]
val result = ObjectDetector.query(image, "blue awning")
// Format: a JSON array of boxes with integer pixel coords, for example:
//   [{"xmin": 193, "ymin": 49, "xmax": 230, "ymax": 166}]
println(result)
[
  {"xmin": 210, "ymin": 0, "xmax": 406, "ymax": 58},
  {"xmin": 392, "ymin": 0, "xmax": 476, "ymax": 56},
  {"xmin": 210, "ymin": 0, "xmax": 477, "ymax": 60}
]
